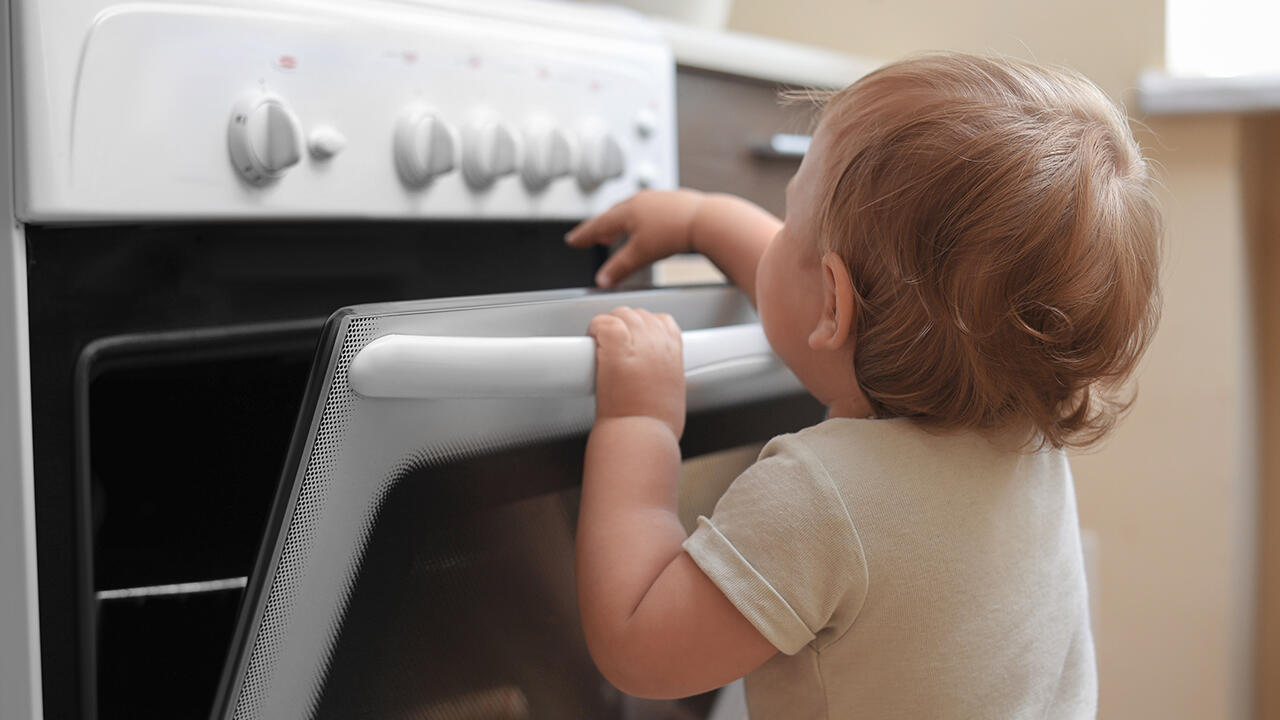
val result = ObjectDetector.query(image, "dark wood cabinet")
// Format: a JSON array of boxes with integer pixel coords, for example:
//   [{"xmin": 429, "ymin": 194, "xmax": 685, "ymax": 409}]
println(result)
[{"xmin": 675, "ymin": 67, "xmax": 817, "ymax": 217}]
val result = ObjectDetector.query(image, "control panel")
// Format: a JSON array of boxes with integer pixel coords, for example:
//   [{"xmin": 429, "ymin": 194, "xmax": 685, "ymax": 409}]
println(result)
[{"xmin": 13, "ymin": 0, "xmax": 676, "ymax": 221}]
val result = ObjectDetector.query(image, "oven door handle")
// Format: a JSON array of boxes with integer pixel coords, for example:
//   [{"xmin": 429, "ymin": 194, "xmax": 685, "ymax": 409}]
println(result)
[{"xmin": 347, "ymin": 323, "xmax": 781, "ymax": 399}]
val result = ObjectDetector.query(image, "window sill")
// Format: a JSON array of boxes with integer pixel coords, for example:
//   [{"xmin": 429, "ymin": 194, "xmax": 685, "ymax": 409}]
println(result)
[{"xmin": 1138, "ymin": 71, "xmax": 1280, "ymax": 116}]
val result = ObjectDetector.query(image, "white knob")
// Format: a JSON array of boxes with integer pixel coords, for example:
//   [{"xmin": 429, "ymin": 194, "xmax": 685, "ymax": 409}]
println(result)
[
  {"xmin": 228, "ymin": 92, "xmax": 303, "ymax": 185},
  {"xmin": 521, "ymin": 121, "xmax": 572, "ymax": 191},
  {"xmin": 462, "ymin": 115, "xmax": 519, "ymax": 189},
  {"xmin": 394, "ymin": 104, "xmax": 458, "ymax": 187},
  {"xmin": 577, "ymin": 128, "xmax": 625, "ymax": 191},
  {"xmin": 636, "ymin": 162, "xmax": 658, "ymax": 189},
  {"xmin": 635, "ymin": 108, "xmax": 658, "ymax": 139},
  {"xmin": 308, "ymin": 126, "xmax": 347, "ymax": 160}
]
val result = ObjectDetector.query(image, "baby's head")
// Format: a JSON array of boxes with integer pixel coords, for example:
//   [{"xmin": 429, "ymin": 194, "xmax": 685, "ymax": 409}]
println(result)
[{"xmin": 757, "ymin": 52, "xmax": 1162, "ymax": 449}]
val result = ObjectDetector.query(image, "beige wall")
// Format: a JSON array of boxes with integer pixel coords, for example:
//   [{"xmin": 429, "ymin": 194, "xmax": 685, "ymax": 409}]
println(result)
[
  {"xmin": 726, "ymin": 3, "xmax": 1254, "ymax": 720},
  {"xmin": 727, "ymin": 0, "xmax": 1163, "ymax": 105},
  {"xmin": 1071, "ymin": 115, "xmax": 1253, "ymax": 720}
]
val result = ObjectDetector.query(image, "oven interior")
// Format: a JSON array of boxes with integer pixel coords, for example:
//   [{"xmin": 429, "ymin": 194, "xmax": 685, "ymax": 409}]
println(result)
[{"xmin": 83, "ymin": 324, "xmax": 319, "ymax": 718}]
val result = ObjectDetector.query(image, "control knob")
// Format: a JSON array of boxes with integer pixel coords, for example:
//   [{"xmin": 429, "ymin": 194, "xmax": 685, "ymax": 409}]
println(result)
[
  {"xmin": 462, "ymin": 114, "xmax": 519, "ymax": 189},
  {"xmin": 395, "ymin": 104, "xmax": 458, "ymax": 187},
  {"xmin": 521, "ymin": 121, "xmax": 573, "ymax": 191},
  {"xmin": 228, "ymin": 91, "xmax": 303, "ymax": 185},
  {"xmin": 577, "ymin": 126, "xmax": 625, "ymax": 191}
]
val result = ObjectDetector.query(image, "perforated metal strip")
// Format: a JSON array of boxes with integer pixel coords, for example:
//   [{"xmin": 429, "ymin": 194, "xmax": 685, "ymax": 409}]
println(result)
[{"xmin": 234, "ymin": 317, "xmax": 376, "ymax": 720}]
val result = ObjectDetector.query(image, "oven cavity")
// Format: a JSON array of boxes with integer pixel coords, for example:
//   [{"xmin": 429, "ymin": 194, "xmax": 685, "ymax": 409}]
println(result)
[{"xmin": 80, "ymin": 323, "xmax": 318, "ymax": 719}]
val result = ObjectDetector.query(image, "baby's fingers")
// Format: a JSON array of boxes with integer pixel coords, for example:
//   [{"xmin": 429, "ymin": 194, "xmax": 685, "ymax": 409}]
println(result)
[
  {"xmin": 565, "ymin": 200, "xmax": 631, "ymax": 248},
  {"xmin": 587, "ymin": 312, "xmax": 630, "ymax": 346},
  {"xmin": 594, "ymin": 239, "xmax": 653, "ymax": 288},
  {"xmin": 655, "ymin": 312, "xmax": 681, "ymax": 337}
]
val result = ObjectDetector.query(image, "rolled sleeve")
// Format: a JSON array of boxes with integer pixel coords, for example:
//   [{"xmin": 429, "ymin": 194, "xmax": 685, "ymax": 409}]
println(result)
[
  {"xmin": 684, "ymin": 516, "xmax": 816, "ymax": 654},
  {"xmin": 681, "ymin": 433, "xmax": 868, "ymax": 655}
]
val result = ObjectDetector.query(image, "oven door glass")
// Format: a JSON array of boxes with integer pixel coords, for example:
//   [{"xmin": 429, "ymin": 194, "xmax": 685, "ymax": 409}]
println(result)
[{"xmin": 213, "ymin": 286, "xmax": 824, "ymax": 720}]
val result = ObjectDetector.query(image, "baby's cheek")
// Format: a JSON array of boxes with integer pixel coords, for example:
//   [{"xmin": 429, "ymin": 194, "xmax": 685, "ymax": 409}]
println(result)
[{"xmin": 757, "ymin": 296, "xmax": 786, "ymax": 362}]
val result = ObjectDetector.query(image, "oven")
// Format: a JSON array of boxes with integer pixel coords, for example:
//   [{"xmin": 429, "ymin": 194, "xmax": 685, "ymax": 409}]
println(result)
[{"xmin": 0, "ymin": 2, "xmax": 823, "ymax": 719}]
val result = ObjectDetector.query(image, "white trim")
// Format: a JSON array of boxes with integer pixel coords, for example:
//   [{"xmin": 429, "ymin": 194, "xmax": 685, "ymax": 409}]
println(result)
[
  {"xmin": 0, "ymin": 1, "xmax": 42, "ymax": 714},
  {"xmin": 96, "ymin": 577, "xmax": 248, "ymax": 601},
  {"xmin": 0, "ymin": 229, "xmax": 41, "ymax": 720}
]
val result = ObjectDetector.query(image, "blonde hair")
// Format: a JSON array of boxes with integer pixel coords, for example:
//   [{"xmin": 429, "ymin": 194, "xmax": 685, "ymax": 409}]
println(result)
[{"xmin": 811, "ymin": 53, "xmax": 1162, "ymax": 449}]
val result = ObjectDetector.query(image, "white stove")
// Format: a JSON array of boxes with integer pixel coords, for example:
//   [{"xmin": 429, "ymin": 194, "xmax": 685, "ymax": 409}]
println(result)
[{"xmin": 1, "ymin": 2, "xmax": 679, "ymax": 718}]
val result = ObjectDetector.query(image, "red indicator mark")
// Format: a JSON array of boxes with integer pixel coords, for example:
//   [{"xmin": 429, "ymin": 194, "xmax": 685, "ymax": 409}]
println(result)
[
  {"xmin": 589, "ymin": 79, "xmax": 601, "ymax": 92},
  {"xmin": 468, "ymin": 55, "xmax": 482, "ymax": 69},
  {"xmin": 403, "ymin": 50, "xmax": 418, "ymax": 64},
  {"xmin": 537, "ymin": 66, "xmax": 550, "ymax": 80},
  {"xmin": 277, "ymin": 55, "xmax": 297, "ymax": 70}
]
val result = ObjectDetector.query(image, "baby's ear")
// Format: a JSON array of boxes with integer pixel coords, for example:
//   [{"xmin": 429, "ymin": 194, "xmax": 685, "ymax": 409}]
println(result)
[{"xmin": 809, "ymin": 252, "xmax": 856, "ymax": 351}]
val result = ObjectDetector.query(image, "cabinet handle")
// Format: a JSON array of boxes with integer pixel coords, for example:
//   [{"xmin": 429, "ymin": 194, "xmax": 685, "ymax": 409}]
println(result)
[
  {"xmin": 348, "ymin": 323, "xmax": 779, "ymax": 399},
  {"xmin": 751, "ymin": 133, "xmax": 810, "ymax": 159}
]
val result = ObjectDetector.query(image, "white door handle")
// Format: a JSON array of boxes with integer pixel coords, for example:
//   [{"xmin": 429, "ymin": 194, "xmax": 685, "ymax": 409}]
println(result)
[{"xmin": 347, "ymin": 323, "xmax": 779, "ymax": 399}]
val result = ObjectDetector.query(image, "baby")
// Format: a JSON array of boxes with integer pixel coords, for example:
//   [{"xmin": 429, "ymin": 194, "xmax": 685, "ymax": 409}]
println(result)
[{"xmin": 566, "ymin": 52, "xmax": 1161, "ymax": 718}]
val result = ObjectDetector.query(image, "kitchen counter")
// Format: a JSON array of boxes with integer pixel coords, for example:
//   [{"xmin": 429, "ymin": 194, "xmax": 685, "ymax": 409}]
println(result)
[{"xmin": 652, "ymin": 19, "xmax": 879, "ymax": 89}]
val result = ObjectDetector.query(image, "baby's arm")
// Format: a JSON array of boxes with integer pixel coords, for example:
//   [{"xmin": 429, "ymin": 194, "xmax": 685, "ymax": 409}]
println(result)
[
  {"xmin": 576, "ymin": 307, "xmax": 777, "ymax": 699},
  {"xmin": 565, "ymin": 190, "xmax": 781, "ymax": 305}
]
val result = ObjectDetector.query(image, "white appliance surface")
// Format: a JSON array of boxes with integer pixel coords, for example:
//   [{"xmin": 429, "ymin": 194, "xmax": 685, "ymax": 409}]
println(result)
[{"xmin": 11, "ymin": 0, "xmax": 676, "ymax": 221}]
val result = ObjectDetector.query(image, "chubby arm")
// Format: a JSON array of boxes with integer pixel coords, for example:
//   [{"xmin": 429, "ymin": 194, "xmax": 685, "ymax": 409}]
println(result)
[
  {"xmin": 688, "ymin": 193, "xmax": 781, "ymax": 305},
  {"xmin": 576, "ymin": 308, "xmax": 777, "ymax": 699},
  {"xmin": 565, "ymin": 190, "xmax": 782, "ymax": 306}
]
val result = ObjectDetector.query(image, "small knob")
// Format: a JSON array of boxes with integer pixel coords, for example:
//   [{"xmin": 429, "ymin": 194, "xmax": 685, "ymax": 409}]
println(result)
[
  {"xmin": 228, "ymin": 92, "xmax": 303, "ymax": 185},
  {"xmin": 521, "ymin": 122, "xmax": 572, "ymax": 191},
  {"xmin": 395, "ymin": 104, "xmax": 458, "ymax": 187},
  {"xmin": 636, "ymin": 162, "xmax": 658, "ymax": 189},
  {"xmin": 635, "ymin": 108, "xmax": 657, "ymax": 139},
  {"xmin": 462, "ymin": 115, "xmax": 519, "ymax": 189},
  {"xmin": 577, "ymin": 128, "xmax": 625, "ymax": 191},
  {"xmin": 308, "ymin": 126, "xmax": 347, "ymax": 160}
]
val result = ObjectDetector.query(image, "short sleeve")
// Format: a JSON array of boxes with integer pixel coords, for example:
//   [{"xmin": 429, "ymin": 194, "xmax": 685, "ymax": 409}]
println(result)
[{"xmin": 681, "ymin": 433, "xmax": 868, "ymax": 655}]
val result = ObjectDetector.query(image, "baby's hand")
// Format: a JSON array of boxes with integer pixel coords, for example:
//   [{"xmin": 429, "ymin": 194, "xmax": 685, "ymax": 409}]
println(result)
[
  {"xmin": 566, "ymin": 189, "xmax": 706, "ymax": 288},
  {"xmin": 588, "ymin": 307, "xmax": 686, "ymax": 440}
]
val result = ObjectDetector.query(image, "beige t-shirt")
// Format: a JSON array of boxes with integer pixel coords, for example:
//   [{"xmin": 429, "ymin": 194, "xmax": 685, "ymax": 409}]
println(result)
[{"xmin": 682, "ymin": 417, "xmax": 1096, "ymax": 719}]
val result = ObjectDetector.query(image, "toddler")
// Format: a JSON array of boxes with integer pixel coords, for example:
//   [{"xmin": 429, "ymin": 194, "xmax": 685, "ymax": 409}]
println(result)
[{"xmin": 566, "ymin": 52, "xmax": 1161, "ymax": 718}]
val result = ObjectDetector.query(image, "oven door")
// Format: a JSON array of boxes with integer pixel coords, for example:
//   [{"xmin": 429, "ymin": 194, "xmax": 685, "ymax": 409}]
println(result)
[{"xmin": 213, "ymin": 285, "xmax": 824, "ymax": 720}]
